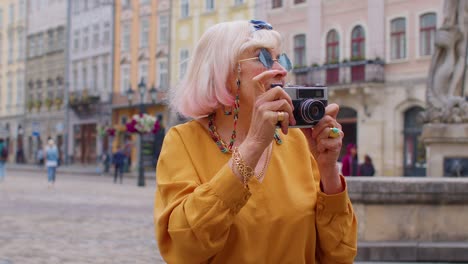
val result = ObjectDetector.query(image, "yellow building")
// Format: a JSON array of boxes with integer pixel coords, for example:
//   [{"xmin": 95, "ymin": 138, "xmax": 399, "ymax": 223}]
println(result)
[
  {"xmin": 112, "ymin": 0, "xmax": 168, "ymax": 171},
  {"xmin": 170, "ymin": 0, "xmax": 255, "ymax": 86},
  {"xmin": 0, "ymin": 0, "xmax": 27, "ymax": 163}
]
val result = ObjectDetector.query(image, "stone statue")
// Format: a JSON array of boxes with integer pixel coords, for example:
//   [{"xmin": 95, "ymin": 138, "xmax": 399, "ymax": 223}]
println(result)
[{"xmin": 424, "ymin": 0, "xmax": 468, "ymax": 123}]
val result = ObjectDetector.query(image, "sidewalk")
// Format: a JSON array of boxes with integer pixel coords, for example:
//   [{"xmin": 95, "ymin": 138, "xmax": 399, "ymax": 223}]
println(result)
[{"xmin": 5, "ymin": 163, "xmax": 156, "ymax": 179}]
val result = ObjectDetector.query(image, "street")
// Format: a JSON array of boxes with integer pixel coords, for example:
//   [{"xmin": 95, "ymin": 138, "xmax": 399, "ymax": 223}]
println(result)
[{"xmin": 0, "ymin": 170, "xmax": 165, "ymax": 264}]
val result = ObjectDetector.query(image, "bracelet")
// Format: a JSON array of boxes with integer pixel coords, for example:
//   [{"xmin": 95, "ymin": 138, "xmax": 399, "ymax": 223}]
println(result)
[{"xmin": 232, "ymin": 147, "xmax": 254, "ymax": 188}]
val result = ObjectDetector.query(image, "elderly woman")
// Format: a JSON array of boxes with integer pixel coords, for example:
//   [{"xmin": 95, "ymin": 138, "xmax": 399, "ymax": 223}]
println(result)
[{"xmin": 155, "ymin": 20, "xmax": 357, "ymax": 263}]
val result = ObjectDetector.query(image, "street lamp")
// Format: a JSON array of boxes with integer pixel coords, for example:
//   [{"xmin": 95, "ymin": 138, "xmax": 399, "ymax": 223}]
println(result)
[
  {"xmin": 125, "ymin": 78, "xmax": 147, "ymax": 187},
  {"xmin": 148, "ymin": 85, "xmax": 158, "ymax": 103}
]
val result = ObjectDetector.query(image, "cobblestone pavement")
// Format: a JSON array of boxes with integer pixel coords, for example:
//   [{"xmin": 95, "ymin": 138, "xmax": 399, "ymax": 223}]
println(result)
[{"xmin": 0, "ymin": 170, "xmax": 165, "ymax": 264}]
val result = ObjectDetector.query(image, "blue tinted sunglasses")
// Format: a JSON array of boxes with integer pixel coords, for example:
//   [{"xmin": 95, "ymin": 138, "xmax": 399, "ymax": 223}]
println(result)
[{"xmin": 238, "ymin": 48, "xmax": 292, "ymax": 72}]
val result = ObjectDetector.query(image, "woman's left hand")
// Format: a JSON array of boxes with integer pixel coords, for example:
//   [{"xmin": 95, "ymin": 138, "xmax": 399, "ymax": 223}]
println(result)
[{"xmin": 301, "ymin": 103, "xmax": 344, "ymax": 194}]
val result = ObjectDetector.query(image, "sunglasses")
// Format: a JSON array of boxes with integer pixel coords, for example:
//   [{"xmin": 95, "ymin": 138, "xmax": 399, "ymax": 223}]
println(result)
[{"xmin": 238, "ymin": 48, "xmax": 292, "ymax": 72}]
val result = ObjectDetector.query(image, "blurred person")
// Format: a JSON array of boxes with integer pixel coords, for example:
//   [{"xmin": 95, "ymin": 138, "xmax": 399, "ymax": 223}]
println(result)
[
  {"xmin": 0, "ymin": 138, "xmax": 8, "ymax": 181},
  {"xmin": 341, "ymin": 143, "xmax": 358, "ymax": 176},
  {"xmin": 113, "ymin": 147, "xmax": 126, "ymax": 184},
  {"xmin": 154, "ymin": 20, "xmax": 357, "ymax": 263},
  {"xmin": 45, "ymin": 138, "xmax": 59, "ymax": 188},
  {"xmin": 359, "ymin": 154, "xmax": 375, "ymax": 176}
]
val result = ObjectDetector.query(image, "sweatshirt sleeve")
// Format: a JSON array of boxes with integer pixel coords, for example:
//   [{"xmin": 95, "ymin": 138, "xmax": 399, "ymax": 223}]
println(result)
[
  {"xmin": 312, "ymin": 158, "xmax": 358, "ymax": 263},
  {"xmin": 154, "ymin": 128, "xmax": 251, "ymax": 263}
]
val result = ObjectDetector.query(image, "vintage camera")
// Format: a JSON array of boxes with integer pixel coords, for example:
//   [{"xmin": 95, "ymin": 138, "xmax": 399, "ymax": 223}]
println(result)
[{"xmin": 283, "ymin": 85, "xmax": 328, "ymax": 128}]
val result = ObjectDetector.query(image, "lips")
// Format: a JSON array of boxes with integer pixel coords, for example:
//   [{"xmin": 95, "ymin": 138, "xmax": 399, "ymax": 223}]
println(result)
[{"xmin": 270, "ymin": 83, "xmax": 284, "ymax": 89}]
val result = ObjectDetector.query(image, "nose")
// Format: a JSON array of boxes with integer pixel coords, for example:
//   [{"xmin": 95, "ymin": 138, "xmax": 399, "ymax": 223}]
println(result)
[{"xmin": 271, "ymin": 60, "xmax": 288, "ymax": 76}]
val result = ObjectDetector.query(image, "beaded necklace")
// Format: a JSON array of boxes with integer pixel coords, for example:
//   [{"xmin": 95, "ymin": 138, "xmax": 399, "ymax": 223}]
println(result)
[{"xmin": 208, "ymin": 112, "xmax": 283, "ymax": 154}]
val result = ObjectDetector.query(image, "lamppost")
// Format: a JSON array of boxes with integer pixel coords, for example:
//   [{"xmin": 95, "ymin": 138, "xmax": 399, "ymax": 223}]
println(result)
[{"xmin": 126, "ymin": 78, "xmax": 158, "ymax": 187}]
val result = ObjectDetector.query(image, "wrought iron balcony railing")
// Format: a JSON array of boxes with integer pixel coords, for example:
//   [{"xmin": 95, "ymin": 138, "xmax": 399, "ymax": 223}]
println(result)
[{"xmin": 292, "ymin": 60, "xmax": 385, "ymax": 86}]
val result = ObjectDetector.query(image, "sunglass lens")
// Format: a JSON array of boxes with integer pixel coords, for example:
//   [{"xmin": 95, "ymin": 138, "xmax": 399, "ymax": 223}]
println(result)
[
  {"xmin": 279, "ymin": 54, "xmax": 292, "ymax": 71},
  {"xmin": 259, "ymin": 48, "xmax": 274, "ymax": 69}
]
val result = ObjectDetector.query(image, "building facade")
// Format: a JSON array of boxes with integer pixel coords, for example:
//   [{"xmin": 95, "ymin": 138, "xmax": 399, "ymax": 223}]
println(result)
[
  {"xmin": 261, "ymin": 0, "xmax": 444, "ymax": 176},
  {"xmin": 112, "ymin": 0, "xmax": 168, "ymax": 171},
  {"xmin": 0, "ymin": 0, "xmax": 27, "ymax": 163},
  {"xmin": 67, "ymin": 1, "xmax": 114, "ymax": 164},
  {"xmin": 25, "ymin": 0, "xmax": 67, "ymax": 163}
]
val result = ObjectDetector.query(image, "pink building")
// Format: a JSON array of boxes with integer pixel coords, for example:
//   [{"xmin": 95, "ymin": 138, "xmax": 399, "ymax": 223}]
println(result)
[{"xmin": 261, "ymin": 0, "xmax": 444, "ymax": 176}]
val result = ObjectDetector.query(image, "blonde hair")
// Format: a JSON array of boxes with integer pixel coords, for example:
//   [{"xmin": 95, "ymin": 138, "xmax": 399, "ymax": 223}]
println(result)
[{"xmin": 171, "ymin": 20, "xmax": 283, "ymax": 119}]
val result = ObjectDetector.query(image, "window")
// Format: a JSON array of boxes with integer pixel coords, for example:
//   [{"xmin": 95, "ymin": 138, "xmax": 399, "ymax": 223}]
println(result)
[
  {"xmin": 121, "ymin": 0, "xmax": 130, "ymax": 9},
  {"xmin": 234, "ymin": 0, "xmax": 244, "ymax": 5},
  {"xmin": 103, "ymin": 22, "xmax": 110, "ymax": 45},
  {"xmin": 73, "ymin": 65, "xmax": 78, "ymax": 90},
  {"xmin": 139, "ymin": 63, "xmax": 148, "ymax": 85},
  {"xmin": 158, "ymin": 60, "xmax": 168, "ymax": 90},
  {"xmin": 181, "ymin": 0, "xmax": 189, "ymax": 18},
  {"xmin": 37, "ymin": 33, "xmax": 43, "ymax": 56},
  {"xmin": 420, "ymin": 13, "xmax": 436, "ymax": 56},
  {"xmin": 140, "ymin": 17, "xmax": 149, "ymax": 48},
  {"xmin": 47, "ymin": 30, "xmax": 54, "ymax": 52},
  {"xmin": 120, "ymin": 66, "xmax": 130, "ymax": 94},
  {"xmin": 326, "ymin": 30, "xmax": 339, "ymax": 84},
  {"xmin": 121, "ymin": 23, "xmax": 130, "ymax": 51},
  {"xmin": 19, "ymin": 0, "xmax": 25, "ymax": 20},
  {"xmin": 7, "ymin": 73, "xmax": 12, "ymax": 108},
  {"xmin": 272, "ymin": 0, "xmax": 282, "ymax": 9},
  {"xmin": 179, "ymin": 49, "xmax": 189, "ymax": 80},
  {"xmin": 8, "ymin": 4, "xmax": 14, "ymax": 25},
  {"xmin": 73, "ymin": 1, "xmax": 81, "ymax": 14},
  {"xmin": 140, "ymin": 0, "xmax": 151, "ymax": 5},
  {"xmin": 82, "ymin": 27, "xmax": 89, "ymax": 50},
  {"xmin": 16, "ymin": 72, "xmax": 23, "ymax": 106},
  {"xmin": 56, "ymin": 27, "xmax": 64, "ymax": 50},
  {"xmin": 206, "ymin": 0, "xmax": 214, "ymax": 11},
  {"xmin": 391, "ymin": 18, "xmax": 406, "ymax": 60},
  {"xmin": 351, "ymin": 25, "xmax": 365, "ymax": 59},
  {"xmin": 83, "ymin": 0, "xmax": 89, "ymax": 11},
  {"xmin": 0, "ymin": 9, "xmax": 3, "ymax": 28},
  {"xmin": 294, "ymin": 0, "xmax": 305, "ymax": 4},
  {"xmin": 159, "ymin": 15, "xmax": 168, "ymax": 44},
  {"xmin": 82, "ymin": 65, "xmax": 88, "ymax": 89},
  {"xmin": 73, "ymin": 30, "xmax": 80, "ymax": 50},
  {"xmin": 29, "ymin": 36, "xmax": 35, "ymax": 58},
  {"xmin": 92, "ymin": 60, "xmax": 98, "ymax": 90},
  {"xmin": 8, "ymin": 30, "xmax": 14, "ymax": 63},
  {"xmin": 92, "ymin": 24, "xmax": 100, "ymax": 48},
  {"xmin": 17, "ymin": 29, "xmax": 24, "ymax": 60},
  {"xmin": 102, "ymin": 60, "xmax": 109, "ymax": 92},
  {"xmin": 294, "ymin": 34, "xmax": 306, "ymax": 67},
  {"xmin": 326, "ymin": 29, "xmax": 339, "ymax": 62}
]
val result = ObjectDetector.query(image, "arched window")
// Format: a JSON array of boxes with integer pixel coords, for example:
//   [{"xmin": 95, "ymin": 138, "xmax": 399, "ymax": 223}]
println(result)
[
  {"xmin": 420, "ymin": 13, "xmax": 436, "ymax": 56},
  {"xmin": 351, "ymin": 26, "xmax": 365, "ymax": 59},
  {"xmin": 391, "ymin": 18, "xmax": 406, "ymax": 60},
  {"xmin": 326, "ymin": 30, "xmax": 339, "ymax": 63}
]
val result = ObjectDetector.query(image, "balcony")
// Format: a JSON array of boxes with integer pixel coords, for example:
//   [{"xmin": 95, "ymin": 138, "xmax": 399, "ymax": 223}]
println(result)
[{"xmin": 292, "ymin": 60, "xmax": 385, "ymax": 87}]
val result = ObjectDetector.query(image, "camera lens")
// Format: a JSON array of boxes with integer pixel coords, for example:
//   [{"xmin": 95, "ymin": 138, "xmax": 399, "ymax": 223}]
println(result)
[{"xmin": 300, "ymin": 99, "xmax": 325, "ymax": 124}]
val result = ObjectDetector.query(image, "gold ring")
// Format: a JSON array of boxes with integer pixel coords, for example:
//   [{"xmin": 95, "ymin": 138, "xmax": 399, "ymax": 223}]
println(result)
[
  {"xmin": 277, "ymin": 111, "xmax": 285, "ymax": 122},
  {"xmin": 329, "ymin": 127, "xmax": 341, "ymax": 138}
]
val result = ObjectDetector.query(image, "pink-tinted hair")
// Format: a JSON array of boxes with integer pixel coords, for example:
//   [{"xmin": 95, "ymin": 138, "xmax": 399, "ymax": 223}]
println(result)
[{"xmin": 170, "ymin": 20, "xmax": 283, "ymax": 119}]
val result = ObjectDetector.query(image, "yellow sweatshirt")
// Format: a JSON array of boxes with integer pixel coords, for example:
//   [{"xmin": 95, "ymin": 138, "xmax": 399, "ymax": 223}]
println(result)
[{"xmin": 155, "ymin": 121, "xmax": 357, "ymax": 263}]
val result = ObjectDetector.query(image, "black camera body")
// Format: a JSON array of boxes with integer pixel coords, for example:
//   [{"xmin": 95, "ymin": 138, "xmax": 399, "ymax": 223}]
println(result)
[{"xmin": 283, "ymin": 85, "xmax": 328, "ymax": 128}]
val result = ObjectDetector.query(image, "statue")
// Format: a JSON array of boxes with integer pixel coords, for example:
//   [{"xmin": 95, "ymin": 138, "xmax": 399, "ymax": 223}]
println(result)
[{"xmin": 424, "ymin": 0, "xmax": 468, "ymax": 123}]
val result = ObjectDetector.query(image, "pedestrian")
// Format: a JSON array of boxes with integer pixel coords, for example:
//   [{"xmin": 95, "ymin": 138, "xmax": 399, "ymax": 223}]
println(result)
[
  {"xmin": 359, "ymin": 154, "xmax": 375, "ymax": 176},
  {"xmin": 102, "ymin": 151, "xmax": 111, "ymax": 174},
  {"xmin": 37, "ymin": 148, "xmax": 44, "ymax": 167},
  {"xmin": 0, "ymin": 138, "xmax": 8, "ymax": 182},
  {"xmin": 45, "ymin": 138, "xmax": 59, "ymax": 188},
  {"xmin": 112, "ymin": 147, "xmax": 125, "ymax": 184},
  {"xmin": 341, "ymin": 143, "xmax": 359, "ymax": 176},
  {"xmin": 154, "ymin": 20, "xmax": 357, "ymax": 263},
  {"xmin": 123, "ymin": 137, "xmax": 132, "ymax": 172}
]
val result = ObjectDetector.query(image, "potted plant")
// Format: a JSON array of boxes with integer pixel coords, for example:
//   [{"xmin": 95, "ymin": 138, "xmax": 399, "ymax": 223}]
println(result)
[
  {"xmin": 55, "ymin": 97, "xmax": 63, "ymax": 110},
  {"xmin": 126, "ymin": 113, "xmax": 160, "ymax": 134},
  {"xmin": 35, "ymin": 99, "xmax": 42, "ymax": 110},
  {"xmin": 45, "ymin": 98, "xmax": 53, "ymax": 110}
]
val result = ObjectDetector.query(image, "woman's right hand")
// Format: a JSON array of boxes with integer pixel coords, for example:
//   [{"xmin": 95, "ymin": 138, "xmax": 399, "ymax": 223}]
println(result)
[{"xmin": 238, "ymin": 70, "xmax": 295, "ymax": 167}]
